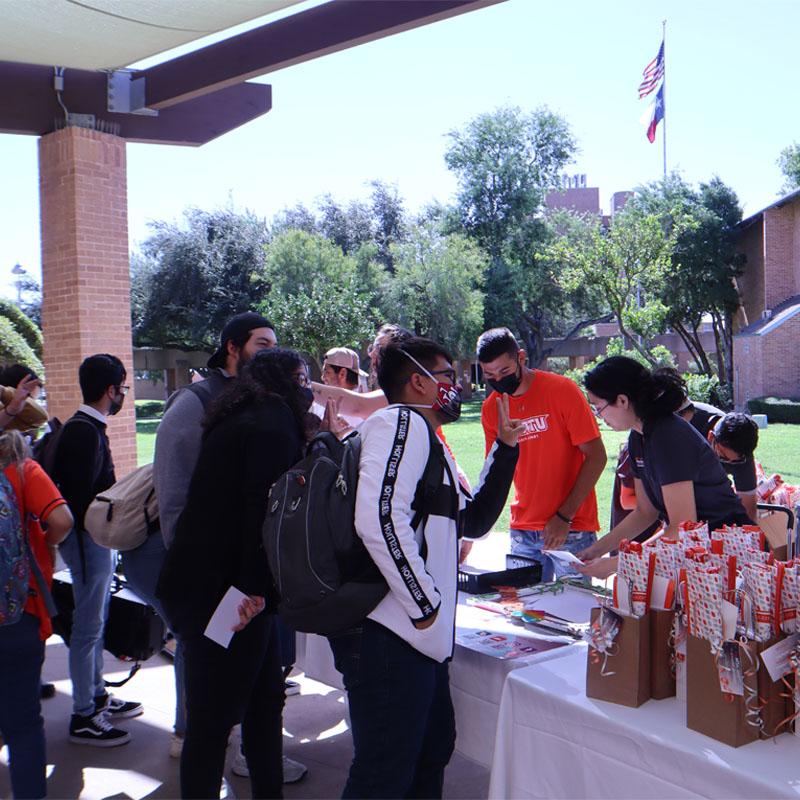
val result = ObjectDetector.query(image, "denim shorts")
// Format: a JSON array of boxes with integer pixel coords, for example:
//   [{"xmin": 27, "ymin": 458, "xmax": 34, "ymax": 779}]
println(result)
[{"xmin": 510, "ymin": 529, "xmax": 597, "ymax": 582}]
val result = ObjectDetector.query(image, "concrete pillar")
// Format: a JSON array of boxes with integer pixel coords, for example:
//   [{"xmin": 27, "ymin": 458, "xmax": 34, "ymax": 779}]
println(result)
[{"xmin": 39, "ymin": 127, "xmax": 137, "ymax": 476}]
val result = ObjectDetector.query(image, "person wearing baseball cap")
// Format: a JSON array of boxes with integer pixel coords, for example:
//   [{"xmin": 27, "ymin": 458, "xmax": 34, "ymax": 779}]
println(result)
[
  {"xmin": 321, "ymin": 347, "xmax": 369, "ymax": 391},
  {"xmin": 206, "ymin": 312, "xmax": 277, "ymax": 371}
]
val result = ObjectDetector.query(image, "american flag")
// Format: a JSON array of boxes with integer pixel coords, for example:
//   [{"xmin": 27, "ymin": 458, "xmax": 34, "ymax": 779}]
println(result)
[{"xmin": 638, "ymin": 41, "xmax": 664, "ymax": 99}]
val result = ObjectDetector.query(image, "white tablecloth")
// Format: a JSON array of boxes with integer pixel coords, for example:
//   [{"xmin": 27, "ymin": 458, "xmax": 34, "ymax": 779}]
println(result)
[
  {"xmin": 489, "ymin": 646, "xmax": 800, "ymax": 799},
  {"xmin": 296, "ymin": 586, "xmax": 599, "ymax": 769}
]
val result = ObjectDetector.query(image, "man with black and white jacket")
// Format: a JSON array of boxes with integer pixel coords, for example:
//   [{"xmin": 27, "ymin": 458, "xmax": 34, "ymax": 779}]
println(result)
[{"xmin": 330, "ymin": 337, "xmax": 521, "ymax": 799}]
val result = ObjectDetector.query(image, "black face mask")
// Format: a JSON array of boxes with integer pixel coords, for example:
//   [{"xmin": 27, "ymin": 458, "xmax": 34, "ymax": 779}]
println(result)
[
  {"xmin": 299, "ymin": 386, "xmax": 314, "ymax": 413},
  {"xmin": 108, "ymin": 393, "xmax": 124, "ymax": 416},
  {"xmin": 487, "ymin": 365, "xmax": 522, "ymax": 396}
]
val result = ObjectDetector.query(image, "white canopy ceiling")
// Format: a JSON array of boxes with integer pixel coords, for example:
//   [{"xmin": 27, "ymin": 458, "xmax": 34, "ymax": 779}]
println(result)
[{"xmin": 0, "ymin": 0, "xmax": 305, "ymax": 71}]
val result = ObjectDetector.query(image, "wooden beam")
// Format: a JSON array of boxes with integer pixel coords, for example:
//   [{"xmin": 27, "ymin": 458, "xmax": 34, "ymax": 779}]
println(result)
[
  {"xmin": 142, "ymin": 0, "xmax": 503, "ymax": 109},
  {"xmin": 0, "ymin": 61, "xmax": 271, "ymax": 145}
]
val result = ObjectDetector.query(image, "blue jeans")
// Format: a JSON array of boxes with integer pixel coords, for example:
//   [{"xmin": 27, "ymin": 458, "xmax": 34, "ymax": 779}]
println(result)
[
  {"xmin": 121, "ymin": 532, "xmax": 186, "ymax": 736},
  {"xmin": 510, "ymin": 529, "xmax": 597, "ymax": 582},
  {"xmin": 59, "ymin": 529, "xmax": 115, "ymax": 717},
  {"xmin": 329, "ymin": 620, "xmax": 455, "ymax": 799},
  {"xmin": 0, "ymin": 613, "xmax": 46, "ymax": 798}
]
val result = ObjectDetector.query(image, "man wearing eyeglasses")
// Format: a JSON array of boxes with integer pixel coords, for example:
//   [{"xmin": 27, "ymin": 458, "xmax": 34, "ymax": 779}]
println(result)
[
  {"xmin": 477, "ymin": 328, "xmax": 607, "ymax": 581},
  {"xmin": 52, "ymin": 354, "xmax": 143, "ymax": 746}
]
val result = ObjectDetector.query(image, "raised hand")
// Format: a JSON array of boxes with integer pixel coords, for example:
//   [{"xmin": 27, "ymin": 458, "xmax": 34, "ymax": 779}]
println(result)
[
  {"xmin": 321, "ymin": 397, "xmax": 354, "ymax": 439},
  {"xmin": 7, "ymin": 374, "xmax": 41, "ymax": 415},
  {"xmin": 496, "ymin": 394, "xmax": 524, "ymax": 447}
]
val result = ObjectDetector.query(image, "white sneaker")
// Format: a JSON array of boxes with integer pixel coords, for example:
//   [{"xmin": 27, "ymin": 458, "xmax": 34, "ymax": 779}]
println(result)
[
  {"xmin": 169, "ymin": 733, "xmax": 184, "ymax": 759},
  {"xmin": 284, "ymin": 679, "xmax": 301, "ymax": 697},
  {"xmin": 231, "ymin": 749, "xmax": 307, "ymax": 784}
]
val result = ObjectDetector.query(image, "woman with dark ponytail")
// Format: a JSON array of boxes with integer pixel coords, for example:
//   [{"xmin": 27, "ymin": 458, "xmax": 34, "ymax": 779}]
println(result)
[{"xmin": 576, "ymin": 356, "xmax": 751, "ymax": 579}]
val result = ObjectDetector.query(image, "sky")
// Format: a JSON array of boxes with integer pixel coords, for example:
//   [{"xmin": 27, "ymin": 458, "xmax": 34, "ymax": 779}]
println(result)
[{"xmin": 2, "ymin": 0, "xmax": 799, "ymax": 297}]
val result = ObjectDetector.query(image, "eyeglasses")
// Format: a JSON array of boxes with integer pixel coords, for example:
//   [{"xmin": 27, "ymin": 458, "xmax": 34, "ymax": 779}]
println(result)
[
  {"xmin": 293, "ymin": 372, "xmax": 310, "ymax": 388},
  {"xmin": 430, "ymin": 369, "xmax": 458, "ymax": 384},
  {"xmin": 118, "ymin": 385, "xmax": 130, "ymax": 396},
  {"xmin": 590, "ymin": 401, "xmax": 609, "ymax": 418}
]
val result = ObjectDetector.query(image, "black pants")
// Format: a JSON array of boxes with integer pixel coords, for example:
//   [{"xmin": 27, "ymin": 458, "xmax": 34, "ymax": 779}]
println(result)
[
  {"xmin": 181, "ymin": 612, "xmax": 285, "ymax": 799},
  {"xmin": 329, "ymin": 620, "xmax": 456, "ymax": 799}
]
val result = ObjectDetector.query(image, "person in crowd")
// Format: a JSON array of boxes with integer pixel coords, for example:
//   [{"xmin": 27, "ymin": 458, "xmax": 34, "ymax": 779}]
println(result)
[
  {"xmin": 150, "ymin": 311, "xmax": 279, "ymax": 762},
  {"xmin": 330, "ymin": 337, "xmax": 521, "ymax": 799},
  {"xmin": 310, "ymin": 324, "xmax": 413, "ymax": 420},
  {"xmin": 0, "ymin": 430, "xmax": 73, "ymax": 799},
  {"xmin": 157, "ymin": 348, "xmax": 311, "ymax": 799},
  {"xmin": 0, "ymin": 365, "xmax": 59, "ymax": 701},
  {"xmin": 577, "ymin": 356, "xmax": 752, "ymax": 579},
  {"xmin": 0, "ymin": 367, "xmax": 47, "ymax": 441},
  {"xmin": 677, "ymin": 397, "xmax": 725, "ymax": 437},
  {"xmin": 707, "ymin": 412, "xmax": 760, "ymax": 520},
  {"xmin": 477, "ymin": 327, "xmax": 607, "ymax": 580},
  {"xmin": 321, "ymin": 347, "xmax": 367, "ymax": 391},
  {"xmin": 52, "ymin": 354, "xmax": 142, "ymax": 746}
]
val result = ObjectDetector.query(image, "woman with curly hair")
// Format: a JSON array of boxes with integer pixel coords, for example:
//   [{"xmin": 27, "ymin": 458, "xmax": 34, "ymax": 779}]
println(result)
[
  {"xmin": 575, "ymin": 356, "xmax": 751, "ymax": 579},
  {"xmin": 157, "ymin": 347, "xmax": 311, "ymax": 799}
]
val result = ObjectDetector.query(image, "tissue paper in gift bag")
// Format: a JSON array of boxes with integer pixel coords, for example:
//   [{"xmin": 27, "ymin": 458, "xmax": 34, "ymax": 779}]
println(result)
[
  {"xmin": 586, "ymin": 606, "xmax": 651, "ymax": 708},
  {"xmin": 686, "ymin": 634, "xmax": 759, "ymax": 748},
  {"xmin": 650, "ymin": 609, "xmax": 676, "ymax": 699}
]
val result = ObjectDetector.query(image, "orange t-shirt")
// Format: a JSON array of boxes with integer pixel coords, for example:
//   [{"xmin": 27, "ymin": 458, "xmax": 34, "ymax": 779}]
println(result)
[
  {"xmin": 4, "ymin": 459, "xmax": 67, "ymax": 640},
  {"xmin": 481, "ymin": 370, "xmax": 600, "ymax": 532}
]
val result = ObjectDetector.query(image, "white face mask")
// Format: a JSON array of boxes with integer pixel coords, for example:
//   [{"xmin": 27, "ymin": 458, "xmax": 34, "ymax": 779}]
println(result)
[{"xmin": 398, "ymin": 350, "xmax": 462, "ymax": 422}]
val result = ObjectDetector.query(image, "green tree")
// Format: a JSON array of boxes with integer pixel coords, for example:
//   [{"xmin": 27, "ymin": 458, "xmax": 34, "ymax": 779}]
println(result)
[
  {"xmin": 545, "ymin": 210, "xmax": 678, "ymax": 365},
  {"xmin": 777, "ymin": 142, "xmax": 800, "ymax": 192},
  {"xmin": 383, "ymin": 224, "xmax": 486, "ymax": 358},
  {"xmin": 444, "ymin": 105, "xmax": 580, "ymax": 358},
  {"xmin": 630, "ymin": 174, "xmax": 745, "ymax": 399},
  {"xmin": 132, "ymin": 208, "xmax": 269, "ymax": 349},
  {"xmin": 0, "ymin": 298, "xmax": 43, "ymax": 361},
  {"xmin": 257, "ymin": 229, "xmax": 376, "ymax": 367},
  {"xmin": 0, "ymin": 303, "xmax": 43, "ymax": 375}
]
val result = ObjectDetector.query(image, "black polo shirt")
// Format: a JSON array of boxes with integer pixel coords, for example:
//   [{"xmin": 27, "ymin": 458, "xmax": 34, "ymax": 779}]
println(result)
[{"xmin": 628, "ymin": 413, "xmax": 752, "ymax": 530}]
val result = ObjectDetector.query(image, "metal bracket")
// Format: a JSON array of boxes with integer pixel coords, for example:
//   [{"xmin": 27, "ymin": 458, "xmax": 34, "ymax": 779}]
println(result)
[{"xmin": 107, "ymin": 70, "xmax": 158, "ymax": 116}]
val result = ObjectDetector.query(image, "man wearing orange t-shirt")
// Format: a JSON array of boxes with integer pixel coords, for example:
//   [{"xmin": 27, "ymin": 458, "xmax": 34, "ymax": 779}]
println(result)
[{"xmin": 478, "ymin": 328, "xmax": 606, "ymax": 581}]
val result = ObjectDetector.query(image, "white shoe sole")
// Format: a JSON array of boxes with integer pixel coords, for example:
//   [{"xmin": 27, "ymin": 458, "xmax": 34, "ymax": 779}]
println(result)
[
  {"xmin": 106, "ymin": 706, "xmax": 144, "ymax": 720},
  {"xmin": 69, "ymin": 733, "xmax": 131, "ymax": 747}
]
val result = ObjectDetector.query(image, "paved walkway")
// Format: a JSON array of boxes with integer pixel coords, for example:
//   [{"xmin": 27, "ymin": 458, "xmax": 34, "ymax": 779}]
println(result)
[{"xmin": 1, "ymin": 637, "xmax": 489, "ymax": 799}]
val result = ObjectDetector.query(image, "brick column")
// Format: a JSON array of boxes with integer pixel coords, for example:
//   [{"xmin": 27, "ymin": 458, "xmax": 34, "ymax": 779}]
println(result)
[{"xmin": 38, "ymin": 127, "xmax": 138, "ymax": 476}]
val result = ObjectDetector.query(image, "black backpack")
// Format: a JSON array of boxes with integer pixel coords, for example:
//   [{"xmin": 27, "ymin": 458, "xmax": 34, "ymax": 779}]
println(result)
[{"xmin": 262, "ymin": 412, "xmax": 445, "ymax": 636}]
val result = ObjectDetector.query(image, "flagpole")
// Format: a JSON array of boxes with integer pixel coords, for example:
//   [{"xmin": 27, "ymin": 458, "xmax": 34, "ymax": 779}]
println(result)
[{"xmin": 661, "ymin": 19, "xmax": 667, "ymax": 179}]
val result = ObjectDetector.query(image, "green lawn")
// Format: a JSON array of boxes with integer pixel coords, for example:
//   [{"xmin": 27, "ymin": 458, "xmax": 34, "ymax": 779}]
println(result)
[{"xmin": 137, "ymin": 399, "xmax": 800, "ymax": 534}]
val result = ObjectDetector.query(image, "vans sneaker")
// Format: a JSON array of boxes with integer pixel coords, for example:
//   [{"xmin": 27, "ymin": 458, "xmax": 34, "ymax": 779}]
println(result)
[
  {"xmin": 69, "ymin": 712, "xmax": 131, "ymax": 747},
  {"xmin": 95, "ymin": 692, "xmax": 143, "ymax": 719}
]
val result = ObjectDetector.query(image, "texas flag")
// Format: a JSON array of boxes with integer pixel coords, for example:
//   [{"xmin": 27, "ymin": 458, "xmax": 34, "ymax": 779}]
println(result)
[{"xmin": 641, "ymin": 84, "xmax": 665, "ymax": 143}]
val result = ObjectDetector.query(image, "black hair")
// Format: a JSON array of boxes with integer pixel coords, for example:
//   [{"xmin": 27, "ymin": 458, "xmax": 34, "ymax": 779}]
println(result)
[
  {"xmin": 584, "ymin": 356, "xmax": 686, "ymax": 423},
  {"xmin": 336, "ymin": 366, "xmax": 359, "ymax": 387},
  {"xmin": 476, "ymin": 327, "xmax": 519, "ymax": 363},
  {"xmin": 79, "ymin": 354, "xmax": 126, "ymax": 404},
  {"xmin": 378, "ymin": 338, "xmax": 453, "ymax": 404},
  {"xmin": 375, "ymin": 323, "xmax": 413, "ymax": 347},
  {"xmin": 203, "ymin": 347, "xmax": 307, "ymax": 440},
  {"xmin": 0, "ymin": 363, "xmax": 40, "ymax": 388},
  {"xmin": 714, "ymin": 413, "xmax": 759, "ymax": 457},
  {"xmin": 229, "ymin": 318, "xmax": 275, "ymax": 352}
]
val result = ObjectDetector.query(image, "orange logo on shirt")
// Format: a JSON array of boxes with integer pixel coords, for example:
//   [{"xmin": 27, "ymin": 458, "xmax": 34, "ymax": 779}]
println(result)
[{"xmin": 519, "ymin": 414, "xmax": 550, "ymax": 441}]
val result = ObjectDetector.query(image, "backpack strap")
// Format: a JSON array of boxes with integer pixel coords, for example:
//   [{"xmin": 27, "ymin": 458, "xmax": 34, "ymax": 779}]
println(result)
[{"xmin": 405, "ymin": 408, "xmax": 458, "ymax": 531}]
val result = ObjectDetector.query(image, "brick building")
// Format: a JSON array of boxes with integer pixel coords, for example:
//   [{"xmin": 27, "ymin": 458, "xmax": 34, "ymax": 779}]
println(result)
[{"xmin": 733, "ymin": 189, "xmax": 800, "ymax": 407}]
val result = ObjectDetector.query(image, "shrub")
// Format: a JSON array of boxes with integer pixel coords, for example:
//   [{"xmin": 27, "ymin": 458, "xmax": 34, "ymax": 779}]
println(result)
[
  {"xmin": 135, "ymin": 400, "xmax": 165, "ymax": 419},
  {"xmin": 683, "ymin": 373, "xmax": 720, "ymax": 405},
  {"xmin": 746, "ymin": 397, "xmax": 800, "ymax": 424}
]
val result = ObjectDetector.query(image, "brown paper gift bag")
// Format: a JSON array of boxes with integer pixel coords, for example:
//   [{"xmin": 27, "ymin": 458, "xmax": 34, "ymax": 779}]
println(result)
[
  {"xmin": 586, "ymin": 607, "xmax": 651, "ymax": 708},
  {"xmin": 650, "ymin": 609, "xmax": 676, "ymax": 699},
  {"xmin": 686, "ymin": 634, "xmax": 759, "ymax": 747},
  {"xmin": 756, "ymin": 636, "xmax": 792, "ymax": 738}
]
